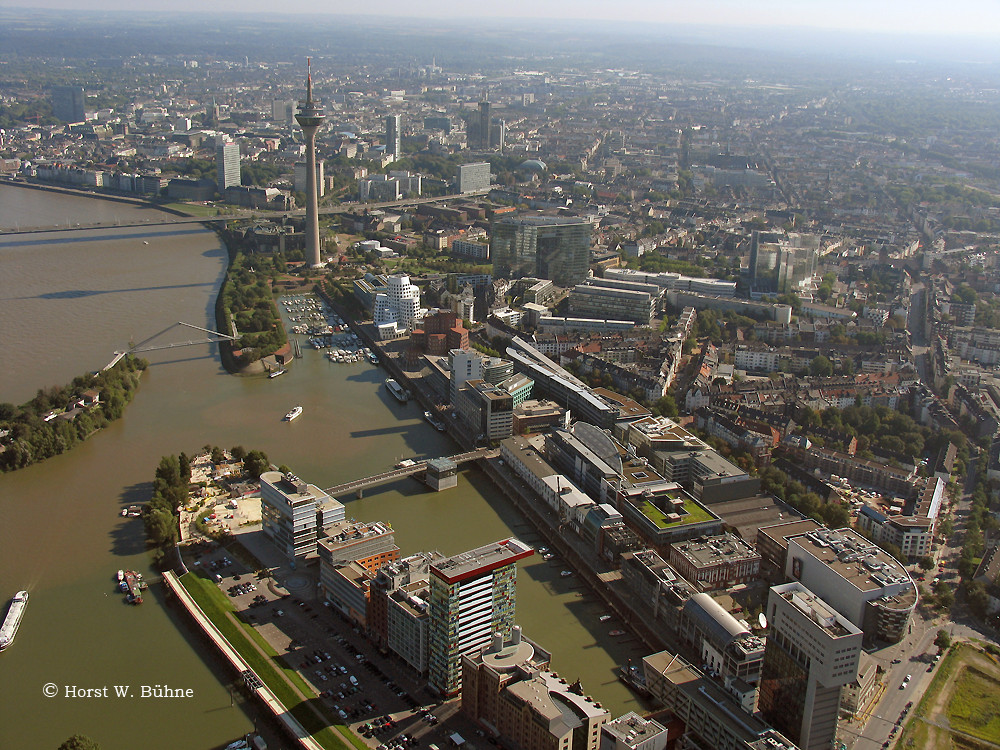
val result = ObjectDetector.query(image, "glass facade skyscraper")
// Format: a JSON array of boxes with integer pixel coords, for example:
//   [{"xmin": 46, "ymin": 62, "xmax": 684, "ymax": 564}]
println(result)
[
  {"xmin": 749, "ymin": 231, "xmax": 819, "ymax": 296},
  {"xmin": 216, "ymin": 141, "xmax": 241, "ymax": 191},
  {"xmin": 385, "ymin": 114, "xmax": 401, "ymax": 158},
  {"xmin": 491, "ymin": 216, "xmax": 592, "ymax": 287},
  {"xmin": 427, "ymin": 538, "xmax": 532, "ymax": 696},
  {"xmin": 51, "ymin": 85, "xmax": 86, "ymax": 123},
  {"xmin": 758, "ymin": 582, "xmax": 863, "ymax": 750}
]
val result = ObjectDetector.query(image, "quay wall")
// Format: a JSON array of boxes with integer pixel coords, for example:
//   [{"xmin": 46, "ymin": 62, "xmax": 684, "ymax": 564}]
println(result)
[{"xmin": 162, "ymin": 571, "xmax": 326, "ymax": 750}]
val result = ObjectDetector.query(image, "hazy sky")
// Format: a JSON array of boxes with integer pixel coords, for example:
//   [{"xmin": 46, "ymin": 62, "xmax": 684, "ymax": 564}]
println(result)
[{"xmin": 6, "ymin": 0, "xmax": 1000, "ymax": 38}]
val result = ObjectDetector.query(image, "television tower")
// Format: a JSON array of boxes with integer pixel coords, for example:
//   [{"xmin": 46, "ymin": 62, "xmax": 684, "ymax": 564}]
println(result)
[{"xmin": 296, "ymin": 58, "xmax": 326, "ymax": 268}]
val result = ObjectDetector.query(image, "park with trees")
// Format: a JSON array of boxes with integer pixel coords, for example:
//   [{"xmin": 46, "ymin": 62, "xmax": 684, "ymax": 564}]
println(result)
[{"xmin": 0, "ymin": 356, "xmax": 147, "ymax": 472}]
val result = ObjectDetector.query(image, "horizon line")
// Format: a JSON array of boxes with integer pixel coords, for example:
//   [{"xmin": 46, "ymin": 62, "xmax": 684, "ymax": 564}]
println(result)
[{"xmin": 4, "ymin": 4, "xmax": 1000, "ymax": 42}]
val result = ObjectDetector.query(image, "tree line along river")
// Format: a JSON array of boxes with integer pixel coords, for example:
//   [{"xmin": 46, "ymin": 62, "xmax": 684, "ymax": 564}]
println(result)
[{"xmin": 0, "ymin": 184, "xmax": 644, "ymax": 750}]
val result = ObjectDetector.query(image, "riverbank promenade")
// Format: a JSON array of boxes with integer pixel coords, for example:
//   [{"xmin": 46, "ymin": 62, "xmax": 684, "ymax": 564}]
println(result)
[{"xmin": 163, "ymin": 571, "xmax": 326, "ymax": 750}]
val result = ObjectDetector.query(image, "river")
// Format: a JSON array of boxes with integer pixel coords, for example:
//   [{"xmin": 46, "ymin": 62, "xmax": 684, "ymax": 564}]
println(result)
[{"xmin": 0, "ymin": 184, "xmax": 645, "ymax": 750}]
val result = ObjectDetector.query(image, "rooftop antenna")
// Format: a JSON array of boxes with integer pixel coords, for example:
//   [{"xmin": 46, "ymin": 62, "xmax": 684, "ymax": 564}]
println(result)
[{"xmin": 306, "ymin": 57, "xmax": 313, "ymax": 104}]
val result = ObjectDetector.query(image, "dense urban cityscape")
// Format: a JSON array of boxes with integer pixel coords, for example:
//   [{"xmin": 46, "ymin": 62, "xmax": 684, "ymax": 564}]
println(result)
[{"xmin": 2, "ymin": 7, "xmax": 1000, "ymax": 750}]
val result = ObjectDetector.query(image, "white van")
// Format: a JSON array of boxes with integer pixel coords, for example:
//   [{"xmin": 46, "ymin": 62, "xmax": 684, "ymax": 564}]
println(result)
[{"xmin": 349, "ymin": 675, "xmax": 358, "ymax": 686}]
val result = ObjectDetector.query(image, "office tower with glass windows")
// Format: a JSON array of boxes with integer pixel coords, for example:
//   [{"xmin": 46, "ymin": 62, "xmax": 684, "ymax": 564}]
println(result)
[
  {"xmin": 51, "ymin": 85, "xmax": 86, "ymax": 123},
  {"xmin": 491, "ymin": 215, "xmax": 592, "ymax": 287},
  {"xmin": 216, "ymin": 141, "xmax": 241, "ymax": 191},
  {"xmin": 427, "ymin": 538, "xmax": 533, "ymax": 697},
  {"xmin": 758, "ymin": 582, "xmax": 862, "ymax": 750},
  {"xmin": 385, "ymin": 114, "xmax": 401, "ymax": 158}
]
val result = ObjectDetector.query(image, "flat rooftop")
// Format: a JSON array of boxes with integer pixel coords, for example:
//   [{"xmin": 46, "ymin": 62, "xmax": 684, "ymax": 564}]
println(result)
[
  {"xmin": 790, "ymin": 528, "xmax": 913, "ymax": 594},
  {"xmin": 758, "ymin": 518, "xmax": 824, "ymax": 550},
  {"xmin": 261, "ymin": 470, "xmax": 331, "ymax": 503},
  {"xmin": 503, "ymin": 435, "xmax": 558, "ymax": 483},
  {"xmin": 777, "ymin": 583, "xmax": 860, "ymax": 639},
  {"xmin": 319, "ymin": 519, "xmax": 392, "ymax": 546},
  {"xmin": 672, "ymin": 534, "xmax": 760, "ymax": 568},
  {"xmin": 688, "ymin": 449, "xmax": 748, "ymax": 479},
  {"xmin": 628, "ymin": 416, "xmax": 704, "ymax": 445},
  {"xmin": 643, "ymin": 651, "xmax": 776, "ymax": 741},
  {"xmin": 515, "ymin": 399, "xmax": 564, "ymax": 419},
  {"xmin": 625, "ymin": 486, "xmax": 717, "ymax": 529},
  {"xmin": 621, "ymin": 456, "xmax": 666, "ymax": 487},
  {"xmin": 431, "ymin": 538, "xmax": 534, "ymax": 584},
  {"xmin": 712, "ymin": 496, "xmax": 803, "ymax": 542},
  {"xmin": 602, "ymin": 712, "xmax": 667, "ymax": 747},
  {"xmin": 593, "ymin": 388, "xmax": 653, "ymax": 421}
]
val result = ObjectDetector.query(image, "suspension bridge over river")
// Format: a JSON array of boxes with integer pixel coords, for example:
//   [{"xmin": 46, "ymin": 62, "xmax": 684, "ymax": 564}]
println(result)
[{"xmin": 104, "ymin": 321, "xmax": 239, "ymax": 370}]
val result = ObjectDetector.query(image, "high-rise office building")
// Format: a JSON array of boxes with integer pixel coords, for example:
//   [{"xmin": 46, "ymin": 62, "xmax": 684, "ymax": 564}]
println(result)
[
  {"xmin": 205, "ymin": 99, "xmax": 220, "ymax": 127},
  {"xmin": 749, "ymin": 231, "xmax": 819, "ymax": 296},
  {"xmin": 272, "ymin": 99, "xmax": 295, "ymax": 127},
  {"xmin": 493, "ymin": 118, "xmax": 507, "ymax": 152},
  {"xmin": 491, "ymin": 215, "xmax": 593, "ymax": 287},
  {"xmin": 385, "ymin": 114, "xmax": 401, "ymax": 158},
  {"xmin": 294, "ymin": 160, "xmax": 325, "ymax": 197},
  {"xmin": 784, "ymin": 527, "xmax": 917, "ymax": 643},
  {"xmin": 295, "ymin": 60, "xmax": 326, "ymax": 268},
  {"xmin": 51, "ymin": 86, "xmax": 86, "ymax": 123},
  {"xmin": 427, "ymin": 538, "xmax": 533, "ymax": 697},
  {"xmin": 758, "ymin": 582, "xmax": 863, "ymax": 750},
  {"xmin": 260, "ymin": 471, "xmax": 345, "ymax": 559},
  {"xmin": 457, "ymin": 162, "xmax": 491, "ymax": 194},
  {"xmin": 478, "ymin": 98, "xmax": 491, "ymax": 150},
  {"xmin": 216, "ymin": 141, "xmax": 241, "ymax": 191}
]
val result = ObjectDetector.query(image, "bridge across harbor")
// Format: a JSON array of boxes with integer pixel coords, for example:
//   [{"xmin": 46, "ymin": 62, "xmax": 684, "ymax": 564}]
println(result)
[
  {"xmin": 103, "ymin": 321, "xmax": 240, "ymax": 370},
  {"xmin": 323, "ymin": 447, "xmax": 497, "ymax": 498},
  {"xmin": 0, "ymin": 189, "xmax": 489, "ymax": 236}
]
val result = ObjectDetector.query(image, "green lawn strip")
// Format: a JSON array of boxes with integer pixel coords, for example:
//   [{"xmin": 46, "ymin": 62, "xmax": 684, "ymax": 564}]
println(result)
[
  {"xmin": 179, "ymin": 573, "xmax": 350, "ymax": 750},
  {"xmin": 236, "ymin": 621, "xmax": 321, "ymax": 698},
  {"xmin": 898, "ymin": 644, "xmax": 989, "ymax": 749},
  {"xmin": 161, "ymin": 202, "xmax": 219, "ymax": 216},
  {"xmin": 336, "ymin": 725, "xmax": 370, "ymax": 750},
  {"xmin": 912, "ymin": 644, "xmax": 962, "ymax": 719},
  {"xmin": 946, "ymin": 666, "xmax": 1000, "ymax": 742},
  {"xmin": 636, "ymin": 499, "xmax": 669, "ymax": 527},
  {"xmin": 896, "ymin": 716, "xmax": 936, "ymax": 750}
]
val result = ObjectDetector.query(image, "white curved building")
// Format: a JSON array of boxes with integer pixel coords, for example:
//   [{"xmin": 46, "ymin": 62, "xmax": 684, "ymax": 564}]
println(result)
[{"xmin": 374, "ymin": 274, "xmax": 422, "ymax": 339}]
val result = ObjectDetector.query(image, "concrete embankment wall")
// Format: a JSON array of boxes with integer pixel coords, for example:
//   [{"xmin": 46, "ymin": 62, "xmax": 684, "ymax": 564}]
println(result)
[{"xmin": 162, "ymin": 571, "xmax": 325, "ymax": 750}]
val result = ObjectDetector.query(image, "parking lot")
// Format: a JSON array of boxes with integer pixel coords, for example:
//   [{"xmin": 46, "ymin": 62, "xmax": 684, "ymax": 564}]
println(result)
[{"xmin": 192, "ymin": 543, "xmax": 485, "ymax": 749}]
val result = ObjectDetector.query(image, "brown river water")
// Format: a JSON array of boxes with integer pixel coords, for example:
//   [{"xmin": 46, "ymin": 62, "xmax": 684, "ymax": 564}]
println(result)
[{"xmin": 0, "ymin": 184, "xmax": 645, "ymax": 750}]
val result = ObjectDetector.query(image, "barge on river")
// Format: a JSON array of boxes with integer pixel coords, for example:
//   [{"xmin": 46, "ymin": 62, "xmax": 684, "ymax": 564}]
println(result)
[
  {"xmin": 0, "ymin": 590, "xmax": 29, "ymax": 651},
  {"xmin": 385, "ymin": 378, "xmax": 410, "ymax": 403}
]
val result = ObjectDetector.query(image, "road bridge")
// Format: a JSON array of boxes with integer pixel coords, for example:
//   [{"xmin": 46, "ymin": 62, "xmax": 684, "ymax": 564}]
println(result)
[
  {"xmin": 0, "ymin": 190, "xmax": 489, "ymax": 236},
  {"xmin": 323, "ymin": 447, "xmax": 497, "ymax": 498}
]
